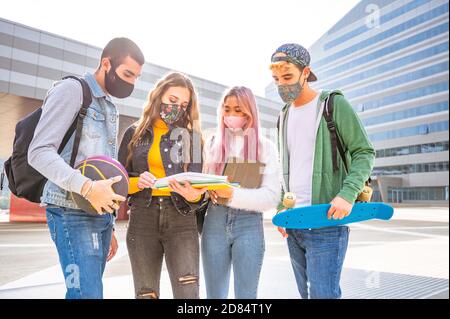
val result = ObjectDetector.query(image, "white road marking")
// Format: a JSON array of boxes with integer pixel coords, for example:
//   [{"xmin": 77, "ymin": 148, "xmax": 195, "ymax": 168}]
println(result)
[
  {"xmin": 419, "ymin": 287, "xmax": 449, "ymax": 299},
  {"xmin": 0, "ymin": 229, "xmax": 49, "ymax": 232},
  {"xmin": 382, "ymin": 226, "xmax": 449, "ymax": 230},
  {"xmin": 0, "ymin": 244, "xmax": 54, "ymax": 248},
  {"xmin": 350, "ymin": 223, "xmax": 449, "ymax": 239},
  {"xmin": 0, "ymin": 240, "xmax": 129, "ymax": 291}
]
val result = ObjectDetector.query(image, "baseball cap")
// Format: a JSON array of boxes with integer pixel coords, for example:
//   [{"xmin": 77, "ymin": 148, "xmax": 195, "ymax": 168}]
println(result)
[{"xmin": 271, "ymin": 43, "xmax": 318, "ymax": 82}]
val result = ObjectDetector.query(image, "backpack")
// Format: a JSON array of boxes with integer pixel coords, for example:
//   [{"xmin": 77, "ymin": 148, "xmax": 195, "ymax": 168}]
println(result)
[
  {"xmin": 322, "ymin": 92, "xmax": 373, "ymax": 202},
  {"xmin": 0, "ymin": 76, "xmax": 92, "ymax": 203}
]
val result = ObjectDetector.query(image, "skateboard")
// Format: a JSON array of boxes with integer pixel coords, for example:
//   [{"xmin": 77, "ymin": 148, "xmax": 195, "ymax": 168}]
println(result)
[{"xmin": 272, "ymin": 202, "xmax": 394, "ymax": 229}]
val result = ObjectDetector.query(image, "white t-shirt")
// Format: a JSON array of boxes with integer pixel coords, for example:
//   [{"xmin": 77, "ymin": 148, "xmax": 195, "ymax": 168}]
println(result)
[
  {"xmin": 287, "ymin": 94, "xmax": 320, "ymax": 207},
  {"xmin": 228, "ymin": 134, "xmax": 244, "ymax": 158}
]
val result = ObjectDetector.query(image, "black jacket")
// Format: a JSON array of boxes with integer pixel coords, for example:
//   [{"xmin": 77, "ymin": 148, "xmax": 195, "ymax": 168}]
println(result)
[{"xmin": 118, "ymin": 124, "xmax": 204, "ymax": 216}]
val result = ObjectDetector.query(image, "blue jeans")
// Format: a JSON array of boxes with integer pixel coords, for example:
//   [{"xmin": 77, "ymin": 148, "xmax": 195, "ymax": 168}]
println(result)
[
  {"xmin": 201, "ymin": 204, "xmax": 265, "ymax": 299},
  {"xmin": 286, "ymin": 226, "xmax": 349, "ymax": 299},
  {"xmin": 46, "ymin": 207, "xmax": 114, "ymax": 299}
]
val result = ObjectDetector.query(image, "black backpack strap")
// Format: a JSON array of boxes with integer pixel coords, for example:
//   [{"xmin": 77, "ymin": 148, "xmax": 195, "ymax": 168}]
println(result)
[
  {"xmin": 61, "ymin": 76, "xmax": 92, "ymax": 168},
  {"xmin": 323, "ymin": 92, "xmax": 349, "ymax": 174},
  {"xmin": 58, "ymin": 115, "xmax": 76, "ymax": 153}
]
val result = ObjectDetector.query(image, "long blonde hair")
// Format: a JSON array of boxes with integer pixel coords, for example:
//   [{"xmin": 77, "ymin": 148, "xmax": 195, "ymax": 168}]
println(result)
[{"xmin": 126, "ymin": 72, "xmax": 202, "ymax": 167}]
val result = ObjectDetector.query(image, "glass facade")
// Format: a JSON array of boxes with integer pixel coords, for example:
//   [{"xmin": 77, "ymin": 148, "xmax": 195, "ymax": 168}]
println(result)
[
  {"xmin": 362, "ymin": 101, "xmax": 448, "ymax": 126},
  {"xmin": 306, "ymin": 0, "xmax": 449, "ymax": 203},
  {"xmin": 388, "ymin": 186, "xmax": 449, "ymax": 202},
  {"xmin": 357, "ymin": 81, "xmax": 448, "ymax": 112},
  {"xmin": 325, "ymin": 41, "xmax": 448, "ymax": 90},
  {"xmin": 315, "ymin": 3, "xmax": 448, "ymax": 68},
  {"xmin": 369, "ymin": 120, "xmax": 448, "ymax": 142},
  {"xmin": 320, "ymin": 22, "xmax": 448, "ymax": 78},
  {"xmin": 373, "ymin": 161, "xmax": 448, "ymax": 175},
  {"xmin": 346, "ymin": 61, "xmax": 448, "ymax": 100},
  {"xmin": 376, "ymin": 141, "xmax": 449, "ymax": 158},
  {"xmin": 324, "ymin": 0, "xmax": 434, "ymax": 50}
]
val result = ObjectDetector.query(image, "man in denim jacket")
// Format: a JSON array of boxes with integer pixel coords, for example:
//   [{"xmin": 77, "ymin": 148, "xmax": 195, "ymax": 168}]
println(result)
[{"xmin": 28, "ymin": 38, "xmax": 144, "ymax": 299}]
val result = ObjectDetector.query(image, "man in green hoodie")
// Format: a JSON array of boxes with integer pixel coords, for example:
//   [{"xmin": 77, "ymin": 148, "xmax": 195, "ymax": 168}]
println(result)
[{"xmin": 270, "ymin": 43, "xmax": 375, "ymax": 299}]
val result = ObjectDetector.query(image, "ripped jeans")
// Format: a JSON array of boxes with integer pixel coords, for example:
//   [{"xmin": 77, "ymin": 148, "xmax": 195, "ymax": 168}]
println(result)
[
  {"xmin": 46, "ymin": 206, "xmax": 114, "ymax": 299},
  {"xmin": 126, "ymin": 196, "xmax": 199, "ymax": 299}
]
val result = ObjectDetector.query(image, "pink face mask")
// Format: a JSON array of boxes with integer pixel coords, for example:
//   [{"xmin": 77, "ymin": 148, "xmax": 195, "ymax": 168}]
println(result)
[{"xmin": 224, "ymin": 116, "xmax": 247, "ymax": 130}]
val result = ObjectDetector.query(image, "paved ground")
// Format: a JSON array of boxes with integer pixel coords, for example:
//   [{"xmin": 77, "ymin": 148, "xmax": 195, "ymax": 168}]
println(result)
[{"xmin": 0, "ymin": 207, "xmax": 448, "ymax": 299}]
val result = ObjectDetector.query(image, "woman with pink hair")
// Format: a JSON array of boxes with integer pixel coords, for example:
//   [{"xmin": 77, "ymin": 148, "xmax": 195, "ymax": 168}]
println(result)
[{"xmin": 201, "ymin": 86, "xmax": 281, "ymax": 299}]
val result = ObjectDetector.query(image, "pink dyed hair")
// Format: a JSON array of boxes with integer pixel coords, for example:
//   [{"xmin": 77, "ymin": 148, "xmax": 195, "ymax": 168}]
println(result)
[{"xmin": 209, "ymin": 86, "xmax": 261, "ymax": 175}]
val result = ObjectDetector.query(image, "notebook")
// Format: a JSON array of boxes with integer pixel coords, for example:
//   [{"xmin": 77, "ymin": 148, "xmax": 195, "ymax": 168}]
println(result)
[
  {"xmin": 153, "ymin": 172, "xmax": 239, "ymax": 192},
  {"xmin": 216, "ymin": 157, "xmax": 265, "ymax": 205},
  {"xmin": 222, "ymin": 157, "xmax": 265, "ymax": 188}
]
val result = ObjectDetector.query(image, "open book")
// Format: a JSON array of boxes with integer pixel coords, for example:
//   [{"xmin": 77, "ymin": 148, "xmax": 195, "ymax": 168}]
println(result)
[{"xmin": 153, "ymin": 172, "xmax": 239, "ymax": 191}]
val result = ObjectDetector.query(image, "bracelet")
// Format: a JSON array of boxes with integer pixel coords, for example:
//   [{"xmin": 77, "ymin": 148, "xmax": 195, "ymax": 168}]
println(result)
[
  {"xmin": 81, "ymin": 181, "xmax": 90, "ymax": 198},
  {"xmin": 83, "ymin": 180, "xmax": 95, "ymax": 199}
]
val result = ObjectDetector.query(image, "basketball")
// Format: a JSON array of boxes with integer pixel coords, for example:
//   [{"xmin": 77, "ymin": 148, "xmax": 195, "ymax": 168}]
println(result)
[{"xmin": 70, "ymin": 156, "xmax": 129, "ymax": 215}]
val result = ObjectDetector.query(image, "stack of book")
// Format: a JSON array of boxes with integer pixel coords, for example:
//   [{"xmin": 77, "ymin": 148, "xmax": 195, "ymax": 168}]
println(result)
[{"xmin": 153, "ymin": 172, "xmax": 239, "ymax": 191}]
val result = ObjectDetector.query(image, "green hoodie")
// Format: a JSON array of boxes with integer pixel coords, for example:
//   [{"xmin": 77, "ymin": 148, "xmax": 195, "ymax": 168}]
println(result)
[{"xmin": 277, "ymin": 90, "xmax": 375, "ymax": 210}]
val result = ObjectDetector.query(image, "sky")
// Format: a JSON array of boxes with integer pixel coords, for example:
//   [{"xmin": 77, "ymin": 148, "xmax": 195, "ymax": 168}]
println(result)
[{"xmin": 1, "ymin": 0, "xmax": 361, "ymax": 97}]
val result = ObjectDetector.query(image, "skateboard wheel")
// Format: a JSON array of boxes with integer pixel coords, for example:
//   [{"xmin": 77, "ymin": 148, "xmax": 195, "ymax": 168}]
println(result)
[
  {"xmin": 357, "ymin": 185, "xmax": 373, "ymax": 203},
  {"xmin": 283, "ymin": 192, "xmax": 296, "ymax": 208}
]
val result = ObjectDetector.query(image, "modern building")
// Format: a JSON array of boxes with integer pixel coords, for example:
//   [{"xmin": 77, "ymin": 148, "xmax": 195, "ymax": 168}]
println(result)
[
  {"xmin": 0, "ymin": 17, "xmax": 281, "ymax": 217},
  {"xmin": 265, "ymin": 0, "xmax": 449, "ymax": 205},
  {"xmin": 265, "ymin": 82, "xmax": 282, "ymax": 103}
]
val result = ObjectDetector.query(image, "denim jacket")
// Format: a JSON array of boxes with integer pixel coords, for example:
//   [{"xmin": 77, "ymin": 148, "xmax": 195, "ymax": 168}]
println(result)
[{"xmin": 29, "ymin": 73, "xmax": 119, "ymax": 209}]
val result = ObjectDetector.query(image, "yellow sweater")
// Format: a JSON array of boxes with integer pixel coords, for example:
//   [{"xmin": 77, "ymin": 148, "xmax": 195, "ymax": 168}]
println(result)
[{"xmin": 129, "ymin": 119, "xmax": 171, "ymax": 196}]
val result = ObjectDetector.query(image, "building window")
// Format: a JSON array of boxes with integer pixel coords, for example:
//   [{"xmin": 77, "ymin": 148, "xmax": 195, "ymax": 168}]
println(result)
[
  {"xmin": 360, "ymin": 81, "xmax": 449, "ymax": 112},
  {"xmin": 362, "ymin": 102, "xmax": 449, "ymax": 127},
  {"xmin": 376, "ymin": 141, "xmax": 449, "ymax": 158},
  {"xmin": 369, "ymin": 121, "xmax": 448, "ymax": 142},
  {"xmin": 373, "ymin": 161, "xmax": 449, "ymax": 176},
  {"xmin": 324, "ymin": 41, "xmax": 449, "ymax": 90},
  {"xmin": 346, "ymin": 61, "xmax": 449, "ymax": 100},
  {"xmin": 316, "ymin": 20, "xmax": 448, "ymax": 75},
  {"xmin": 387, "ymin": 186, "xmax": 449, "ymax": 203},
  {"xmin": 323, "ymin": 0, "xmax": 438, "ymax": 51}
]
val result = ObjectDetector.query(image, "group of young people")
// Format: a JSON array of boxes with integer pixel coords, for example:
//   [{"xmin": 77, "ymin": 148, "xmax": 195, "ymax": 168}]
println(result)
[{"xmin": 27, "ymin": 37, "xmax": 375, "ymax": 299}]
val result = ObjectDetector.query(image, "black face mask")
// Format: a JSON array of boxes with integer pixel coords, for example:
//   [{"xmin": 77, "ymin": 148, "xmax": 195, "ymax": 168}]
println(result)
[{"xmin": 104, "ymin": 62, "xmax": 134, "ymax": 99}]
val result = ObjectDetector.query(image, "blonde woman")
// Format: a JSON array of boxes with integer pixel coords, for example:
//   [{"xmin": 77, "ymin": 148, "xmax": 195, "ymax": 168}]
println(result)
[{"xmin": 118, "ymin": 72, "xmax": 206, "ymax": 299}]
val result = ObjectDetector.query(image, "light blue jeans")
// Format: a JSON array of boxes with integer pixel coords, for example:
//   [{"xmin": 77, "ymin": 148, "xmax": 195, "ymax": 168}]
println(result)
[
  {"xmin": 201, "ymin": 203, "xmax": 265, "ymax": 299},
  {"xmin": 286, "ymin": 226, "xmax": 350, "ymax": 299},
  {"xmin": 46, "ymin": 206, "xmax": 114, "ymax": 299}
]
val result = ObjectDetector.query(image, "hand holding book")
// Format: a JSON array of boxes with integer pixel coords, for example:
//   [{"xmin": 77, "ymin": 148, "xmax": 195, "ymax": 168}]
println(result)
[
  {"xmin": 209, "ymin": 187, "xmax": 234, "ymax": 205},
  {"xmin": 137, "ymin": 171, "xmax": 157, "ymax": 189},
  {"xmin": 168, "ymin": 179, "xmax": 208, "ymax": 202}
]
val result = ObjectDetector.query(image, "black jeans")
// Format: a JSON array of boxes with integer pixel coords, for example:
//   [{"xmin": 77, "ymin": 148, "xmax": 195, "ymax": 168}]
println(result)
[{"xmin": 126, "ymin": 196, "xmax": 199, "ymax": 299}]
